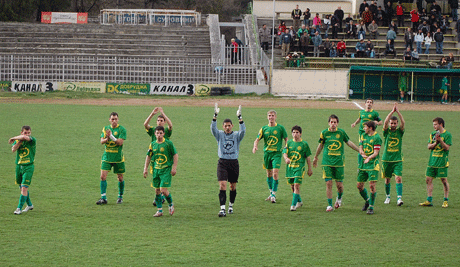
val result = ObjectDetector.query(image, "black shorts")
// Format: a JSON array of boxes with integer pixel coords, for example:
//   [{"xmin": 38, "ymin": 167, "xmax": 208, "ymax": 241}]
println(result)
[{"xmin": 217, "ymin": 158, "xmax": 239, "ymax": 183}]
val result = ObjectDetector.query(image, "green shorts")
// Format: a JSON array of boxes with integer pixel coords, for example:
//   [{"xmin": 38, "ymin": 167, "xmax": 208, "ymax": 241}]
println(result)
[
  {"xmin": 287, "ymin": 177, "xmax": 303, "ymax": 185},
  {"xmin": 152, "ymin": 167, "xmax": 172, "ymax": 188},
  {"xmin": 426, "ymin": 166, "xmax": 448, "ymax": 178},
  {"xmin": 400, "ymin": 87, "xmax": 407, "ymax": 92},
  {"xmin": 382, "ymin": 161, "xmax": 403, "ymax": 179},
  {"xmin": 101, "ymin": 161, "xmax": 125, "ymax": 174},
  {"xmin": 440, "ymin": 89, "xmax": 448, "ymax": 95},
  {"xmin": 15, "ymin": 164, "xmax": 34, "ymax": 187},
  {"xmin": 322, "ymin": 166, "xmax": 344, "ymax": 181},
  {"xmin": 357, "ymin": 170, "xmax": 379, "ymax": 183},
  {"xmin": 263, "ymin": 152, "xmax": 282, "ymax": 170}
]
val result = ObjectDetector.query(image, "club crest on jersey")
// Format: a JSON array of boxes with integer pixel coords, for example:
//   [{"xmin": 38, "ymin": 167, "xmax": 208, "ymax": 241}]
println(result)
[
  {"xmin": 368, "ymin": 115, "xmax": 372, "ymax": 118},
  {"xmin": 273, "ymin": 130, "xmax": 278, "ymax": 134},
  {"xmin": 114, "ymin": 131, "xmax": 118, "ymax": 135},
  {"xmin": 336, "ymin": 134, "xmax": 340, "ymax": 138},
  {"xmin": 297, "ymin": 146, "xmax": 302, "ymax": 151},
  {"xmin": 160, "ymin": 147, "xmax": 164, "ymax": 152}
]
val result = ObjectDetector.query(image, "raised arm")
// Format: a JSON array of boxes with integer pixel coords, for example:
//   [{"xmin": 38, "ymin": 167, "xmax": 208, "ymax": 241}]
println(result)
[
  {"xmin": 159, "ymin": 107, "xmax": 173, "ymax": 131},
  {"xmin": 144, "ymin": 107, "xmax": 160, "ymax": 130},
  {"xmin": 394, "ymin": 105, "xmax": 405, "ymax": 130},
  {"xmin": 383, "ymin": 104, "xmax": 396, "ymax": 131}
]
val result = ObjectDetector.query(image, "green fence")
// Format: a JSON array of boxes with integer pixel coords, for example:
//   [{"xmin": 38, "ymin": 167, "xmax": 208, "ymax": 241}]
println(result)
[{"xmin": 348, "ymin": 66, "xmax": 460, "ymax": 102}]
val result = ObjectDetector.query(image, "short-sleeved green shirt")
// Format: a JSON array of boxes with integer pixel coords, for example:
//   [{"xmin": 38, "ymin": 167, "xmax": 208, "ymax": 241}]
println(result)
[
  {"xmin": 283, "ymin": 139, "xmax": 311, "ymax": 171},
  {"xmin": 382, "ymin": 127, "xmax": 404, "ymax": 162},
  {"xmin": 318, "ymin": 128, "xmax": 350, "ymax": 167},
  {"xmin": 257, "ymin": 123, "xmax": 288, "ymax": 153},
  {"xmin": 358, "ymin": 109, "xmax": 381, "ymax": 136},
  {"xmin": 13, "ymin": 136, "xmax": 36, "ymax": 165},
  {"xmin": 428, "ymin": 129, "xmax": 452, "ymax": 168},
  {"xmin": 147, "ymin": 126, "xmax": 172, "ymax": 142},
  {"xmin": 100, "ymin": 124, "xmax": 126, "ymax": 163},
  {"xmin": 441, "ymin": 77, "xmax": 449, "ymax": 90},
  {"xmin": 147, "ymin": 139, "xmax": 177, "ymax": 169},
  {"xmin": 359, "ymin": 132, "xmax": 382, "ymax": 171},
  {"xmin": 399, "ymin": 74, "xmax": 408, "ymax": 92}
]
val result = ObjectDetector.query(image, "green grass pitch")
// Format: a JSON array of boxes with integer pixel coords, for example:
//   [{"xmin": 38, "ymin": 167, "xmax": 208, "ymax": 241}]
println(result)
[{"xmin": 0, "ymin": 99, "xmax": 459, "ymax": 266}]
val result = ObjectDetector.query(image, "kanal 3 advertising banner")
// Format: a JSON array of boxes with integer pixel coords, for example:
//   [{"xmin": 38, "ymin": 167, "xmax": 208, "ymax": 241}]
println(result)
[
  {"xmin": 41, "ymin": 12, "xmax": 88, "ymax": 24},
  {"xmin": 58, "ymin": 82, "xmax": 106, "ymax": 93},
  {"xmin": 149, "ymin": 84, "xmax": 195, "ymax": 95},
  {"xmin": 11, "ymin": 81, "xmax": 58, "ymax": 92}
]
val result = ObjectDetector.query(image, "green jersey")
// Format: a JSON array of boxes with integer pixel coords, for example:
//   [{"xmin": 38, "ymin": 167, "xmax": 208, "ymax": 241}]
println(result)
[
  {"xmin": 358, "ymin": 109, "xmax": 381, "ymax": 135},
  {"xmin": 428, "ymin": 129, "xmax": 452, "ymax": 168},
  {"xmin": 13, "ymin": 137, "xmax": 36, "ymax": 165},
  {"xmin": 398, "ymin": 74, "xmax": 407, "ymax": 91},
  {"xmin": 359, "ymin": 132, "xmax": 382, "ymax": 171},
  {"xmin": 147, "ymin": 126, "xmax": 172, "ymax": 142},
  {"xmin": 257, "ymin": 123, "xmax": 288, "ymax": 153},
  {"xmin": 318, "ymin": 128, "xmax": 350, "ymax": 167},
  {"xmin": 100, "ymin": 124, "xmax": 127, "ymax": 163},
  {"xmin": 441, "ymin": 77, "xmax": 449, "ymax": 90},
  {"xmin": 382, "ymin": 127, "xmax": 404, "ymax": 162},
  {"xmin": 283, "ymin": 139, "xmax": 311, "ymax": 170},
  {"xmin": 147, "ymin": 139, "xmax": 177, "ymax": 169}
]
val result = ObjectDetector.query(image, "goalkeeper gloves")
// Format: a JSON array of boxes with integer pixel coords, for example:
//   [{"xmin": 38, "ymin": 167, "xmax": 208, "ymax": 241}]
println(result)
[
  {"xmin": 214, "ymin": 103, "xmax": 220, "ymax": 117},
  {"xmin": 236, "ymin": 105, "xmax": 242, "ymax": 120}
]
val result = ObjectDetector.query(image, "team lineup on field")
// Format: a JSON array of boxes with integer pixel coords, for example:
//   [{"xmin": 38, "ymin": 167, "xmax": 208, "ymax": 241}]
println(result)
[{"xmin": 9, "ymin": 99, "xmax": 452, "ymax": 217}]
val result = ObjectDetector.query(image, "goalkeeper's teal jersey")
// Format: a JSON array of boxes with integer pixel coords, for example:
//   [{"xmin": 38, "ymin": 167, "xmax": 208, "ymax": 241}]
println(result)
[
  {"xmin": 101, "ymin": 124, "xmax": 126, "ymax": 163},
  {"xmin": 257, "ymin": 123, "xmax": 288, "ymax": 153},
  {"xmin": 13, "ymin": 137, "xmax": 36, "ymax": 165}
]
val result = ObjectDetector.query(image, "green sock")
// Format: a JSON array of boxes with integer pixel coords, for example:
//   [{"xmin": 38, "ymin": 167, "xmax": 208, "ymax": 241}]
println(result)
[
  {"xmin": 359, "ymin": 188, "xmax": 369, "ymax": 201},
  {"xmin": 444, "ymin": 197, "xmax": 448, "ymax": 201},
  {"xmin": 297, "ymin": 195, "xmax": 302, "ymax": 203},
  {"xmin": 18, "ymin": 194, "xmax": 27, "ymax": 209},
  {"xmin": 100, "ymin": 180, "xmax": 107, "ymax": 199},
  {"xmin": 327, "ymin": 198, "xmax": 333, "ymax": 206},
  {"xmin": 273, "ymin": 179, "xmax": 279, "ymax": 192},
  {"xmin": 291, "ymin": 193, "xmax": 299, "ymax": 206},
  {"xmin": 155, "ymin": 194, "xmax": 163, "ymax": 209},
  {"xmin": 165, "ymin": 193, "xmax": 173, "ymax": 205},
  {"xmin": 427, "ymin": 196, "xmax": 433, "ymax": 202},
  {"xmin": 26, "ymin": 191, "xmax": 32, "ymax": 206},
  {"xmin": 369, "ymin": 192, "xmax": 376, "ymax": 207},
  {"xmin": 337, "ymin": 192, "xmax": 343, "ymax": 199},
  {"xmin": 385, "ymin": 183, "xmax": 391, "ymax": 196},
  {"xmin": 267, "ymin": 177, "xmax": 273, "ymax": 191},
  {"xmin": 118, "ymin": 180, "xmax": 125, "ymax": 198},
  {"xmin": 396, "ymin": 183, "xmax": 403, "ymax": 197}
]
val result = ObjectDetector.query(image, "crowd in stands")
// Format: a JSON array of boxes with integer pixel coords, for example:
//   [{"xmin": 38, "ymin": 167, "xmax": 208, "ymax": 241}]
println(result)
[{"xmin": 261, "ymin": 1, "xmax": 458, "ymax": 66}]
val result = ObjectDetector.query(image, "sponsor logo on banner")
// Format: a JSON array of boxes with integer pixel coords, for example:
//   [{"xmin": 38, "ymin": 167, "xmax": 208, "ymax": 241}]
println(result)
[
  {"xmin": 58, "ymin": 82, "xmax": 105, "ymax": 93},
  {"xmin": 0, "ymin": 81, "xmax": 12, "ymax": 91},
  {"xmin": 150, "ymin": 84, "xmax": 194, "ymax": 95},
  {"xmin": 195, "ymin": 84, "xmax": 235, "ymax": 96},
  {"xmin": 41, "ymin": 12, "xmax": 87, "ymax": 24},
  {"xmin": 11, "ymin": 82, "xmax": 57, "ymax": 92},
  {"xmin": 195, "ymin": 84, "xmax": 211, "ymax": 96},
  {"xmin": 106, "ymin": 83, "xmax": 150, "ymax": 95}
]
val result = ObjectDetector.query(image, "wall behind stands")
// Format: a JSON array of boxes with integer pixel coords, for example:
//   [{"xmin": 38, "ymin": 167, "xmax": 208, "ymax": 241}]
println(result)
[
  {"xmin": 253, "ymin": 0, "xmax": 353, "ymax": 18},
  {"xmin": 272, "ymin": 69, "xmax": 348, "ymax": 97}
]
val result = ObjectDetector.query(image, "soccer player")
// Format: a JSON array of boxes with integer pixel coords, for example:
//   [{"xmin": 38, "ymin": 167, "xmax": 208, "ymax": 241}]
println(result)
[
  {"xmin": 399, "ymin": 72, "xmax": 408, "ymax": 103},
  {"xmin": 253, "ymin": 110, "xmax": 288, "ymax": 203},
  {"xmin": 357, "ymin": 121, "xmax": 382, "ymax": 215},
  {"xmin": 9, "ymin": 126, "xmax": 36, "ymax": 215},
  {"xmin": 313, "ymin": 115, "xmax": 359, "ymax": 212},
  {"xmin": 382, "ymin": 103, "xmax": 405, "ymax": 206},
  {"xmin": 351, "ymin": 98, "xmax": 382, "ymax": 140},
  {"xmin": 143, "ymin": 126, "xmax": 178, "ymax": 217},
  {"xmin": 96, "ymin": 112, "xmax": 127, "ymax": 205},
  {"xmin": 440, "ymin": 75, "xmax": 450, "ymax": 105},
  {"xmin": 420, "ymin": 117, "xmax": 452, "ymax": 208},
  {"xmin": 211, "ymin": 104, "xmax": 245, "ymax": 217},
  {"xmin": 283, "ymin": 125, "xmax": 313, "ymax": 211},
  {"xmin": 144, "ymin": 107, "xmax": 173, "ymax": 206}
]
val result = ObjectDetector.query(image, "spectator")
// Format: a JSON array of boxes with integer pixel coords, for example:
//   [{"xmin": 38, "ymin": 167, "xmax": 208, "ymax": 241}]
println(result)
[
  {"xmin": 330, "ymin": 41, "xmax": 337, "ymax": 57},
  {"xmin": 324, "ymin": 15, "xmax": 331, "ymax": 38},
  {"xmin": 231, "ymin": 38, "xmax": 238, "ymax": 64},
  {"xmin": 331, "ymin": 14, "xmax": 339, "ymax": 39},
  {"xmin": 292, "ymin": 5, "xmax": 302, "ymax": 31},
  {"xmin": 386, "ymin": 27, "xmax": 397, "ymax": 45},
  {"xmin": 368, "ymin": 20, "xmax": 378, "ymax": 39},
  {"xmin": 289, "ymin": 26, "xmax": 296, "ymax": 50},
  {"xmin": 346, "ymin": 20, "xmax": 357, "ymax": 39},
  {"xmin": 428, "ymin": 14, "xmax": 438, "ymax": 28},
  {"xmin": 303, "ymin": 8, "xmax": 311, "ymax": 27},
  {"xmin": 376, "ymin": 6, "xmax": 386, "ymax": 26},
  {"xmin": 357, "ymin": 20, "xmax": 367, "ymax": 40},
  {"xmin": 384, "ymin": 39, "xmax": 396, "ymax": 57},
  {"xmin": 457, "ymin": 19, "xmax": 460, "ymax": 42},
  {"xmin": 446, "ymin": 53, "xmax": 455, "ymax": 69},
  {"xmin": 434, "ymin": 28, "xmax": 444, "ymax": 54},
  {"xmin": 278, "ymin": 21, "xmax": 286, "ymax": 46},
  {"xmin": 259, "ymin": 24, "xmax": 271, "ymax": 52},
  {"xmin": 437, "ymin": 56, "xmax": 448, "ymax": 68},
  {"xmin": 334, "ymin": 6, "xmax": 345, "ymax": 32},
  {"xmin": 297, "ymin": 24, "xmax": 308, "ymax": 38},
  {"xmin": 235, "ymin": 37, "xmax": 243, "ymax": 63},
  {"xmin": 430, "ymin": 22, "xmax": 438, "ymax": 36},
  {"xmin": 410, "ymin": 8, "xmax": 420, "ymax": 32},
  {"xmin": 414, "ymin": 29, "xmax": 424, "ymax": 54},
  {"xmin": 449, "ymin": 0, "xmax": 458, "ymax": 21},
  {"xmin": 355, "ymin": 39, "xmax": 366, "ymax": 58},
  {"xmin": 299, "ymin": 31, "xmax": 310, "ymax": 56},
  {"xmin": 359, "ymin": 0, "xmax": 369, "ymax": 17},
  {"xmin": 309, "ymin": 25, "xmax": 318, "ymax": 39},
  {"xmin": 404, "ymin": 27, "xmax": 414, "ymax": 51},
  {"xmin": 280, "ymin": 29, "xmax": 292, "ymax": 57},
  {"xmin": 365, "ymin": 39, "xmax": 375, "ymax": 58},
  {"xmin": 389, "ymin": 20, "xmax": 399, "ymax": 34},
  {"xmin": 362, "ymin": 7, "xmax": 373, "ymax": 27},
  {"xmin": 369, "ymin": 1, "xmax": 378, "ymax": 20},
  {"xmin": 419, "ymin": 8, "xmax": 428, "ymax": 23},
  {"xmin": 440, "ymin": 15, "xmax": 449, "ymax": 34},
  {"xmin": 418, "ymin": 20, "xmax": 429, "ymax": 35},
  {"xmin": 403, "ymin": 47, "xmax": 412, "ymax": 62},
  {"xmin": 323, "ymin": 38, "xmax": 331, "ymax": 58},
  {"xmin": 430, "ymin": 1, "xmax": 442, "ymax": 21},
  {"xmin": 412, "ymin": 48, "xmax": 420, "ymax": 63},
  {"xmin": 312, "ymin": 31, "xmax": 323, "ymax": 57},
  {"xmin": 345, "ymin": 14, "xmax": 353, "ymax": 24},
  {"xmin": 396, "ymin": 2, "xmax": 405, "ymax": 27},
  {"xmin": 416, "ymin": 0, "xmax": 423, "ymax": 12},
  {"xmin": 385, "ymin": 1, "xmax": 394, "ymax": 27},
  {"xmin": 424, "ymin": 32, "xmax": 433, "ymax": 54},
  {"xmin": 313, "ymin": 13, "xmax": 322, "ymax": 28},
  {"xmin": 337, "ymin": 40, "xmax": 347, "ymax": 57}
]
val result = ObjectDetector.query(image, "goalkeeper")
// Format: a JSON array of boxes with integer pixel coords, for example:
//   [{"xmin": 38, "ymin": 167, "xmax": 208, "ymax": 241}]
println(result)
[{"xmin": 211, "ymin": 103, "xmax": 246, "ymax": 217}]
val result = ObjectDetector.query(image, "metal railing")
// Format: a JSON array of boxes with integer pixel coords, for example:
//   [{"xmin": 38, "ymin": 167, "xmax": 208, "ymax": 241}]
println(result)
[{"xmin": 0, "ymin": 55, "xmax": 265, "ymax": 85}]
